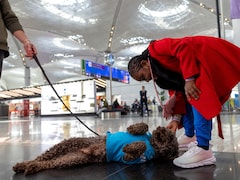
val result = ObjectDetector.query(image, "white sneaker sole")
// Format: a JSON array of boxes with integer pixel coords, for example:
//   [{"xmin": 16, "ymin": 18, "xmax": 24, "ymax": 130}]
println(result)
[
  {"xmin": 173, "ymin": 156, "xmax": 216, "ymax": 168},
  {"xmin": 178, "ymin": 146, "xmax": 189, "ymax": 151}
]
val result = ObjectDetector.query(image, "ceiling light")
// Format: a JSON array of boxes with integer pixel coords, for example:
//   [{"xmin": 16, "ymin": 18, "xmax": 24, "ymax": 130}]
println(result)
[
  {"xmin": 40, "ymin": 0, "xmax": 98, "ymax": 24},
  {"xmin": 190, "ymin": 0, "xmax": 232, "ymax": 26},
  {"xmin": 0, "ymin": 94, "xmax": 11, "ymax": 98},
  {"xmin": 24, "ymin": 87, "xmax": 41, "ymax": 94},
  {"xmin": 54, "ymin": 53, "xmax": 74, "ymax": 58},
  {"xmin": 138, "ymin": 0, "xmax": 190, "ymax": 29},
  {"xmin": 53, "ymin": 38, "xmax": 80, "ymax": 50},
  {"xmin": 68, "ymin": 34, "xmax": 86, "ymax": 44},
  {"xmin": 54, "ymin": 53, "xmax": 64, "ymax": 57},
  {"xmin": 41, "ymin": 0, "xmax": 85, "ymax": 6},
  {"xmin": 120, "ymin": 36, "xmax": 152, "ymax": 46},
  {"xmin": 0, "ymin": 91, "xmax": 22, "ymax": 97},
  {"xmin": 11, "ymin": 89, "xmax": 35, "ymax": 96}
]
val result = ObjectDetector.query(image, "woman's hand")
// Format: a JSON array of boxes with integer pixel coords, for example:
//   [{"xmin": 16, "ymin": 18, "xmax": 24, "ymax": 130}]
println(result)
[
  {"xmin": 184, "ymin": 80, "xmax": 201, "ymax": 101},
  {"xmin": 162, "ymin": 94, "xmax": 176, "ymax": 119},
  {"xmin": 166, "ymin": 120, "xmax": 179, "ymax": 133}
]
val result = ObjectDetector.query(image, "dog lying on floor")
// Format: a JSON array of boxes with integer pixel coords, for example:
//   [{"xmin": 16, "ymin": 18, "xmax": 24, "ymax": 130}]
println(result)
[{"xmin": 13, "ymin": 122, "xmax": 178, "ymax": 175}]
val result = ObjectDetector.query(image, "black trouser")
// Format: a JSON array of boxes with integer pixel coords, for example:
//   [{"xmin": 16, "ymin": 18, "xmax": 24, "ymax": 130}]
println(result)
[
  {"xmin": 140, "ymin": 100, "xmax": 148, "ymax": 115},
  {"xmin": 0, "ymin": 51, "xmax": 4, "ymax": 78}
]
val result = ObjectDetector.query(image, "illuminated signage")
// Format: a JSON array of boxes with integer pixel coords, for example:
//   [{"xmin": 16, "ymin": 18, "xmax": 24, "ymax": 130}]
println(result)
[{"xmin": 82, "ymin": 59, "xmax": 130, "ymax": 84}]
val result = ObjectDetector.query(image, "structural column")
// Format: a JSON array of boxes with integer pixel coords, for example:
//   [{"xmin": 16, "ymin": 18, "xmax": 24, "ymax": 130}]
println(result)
[
  {"xmin": 24, "ymin": 66, "xmax": 30, "ymax": 86},
  {"xmin": 230, "ymin": 0, "xmax": 240, "ymax": 104},
  {"xmin": 231, "ymin": 0, "xmax": 240, "ymax": 45}
]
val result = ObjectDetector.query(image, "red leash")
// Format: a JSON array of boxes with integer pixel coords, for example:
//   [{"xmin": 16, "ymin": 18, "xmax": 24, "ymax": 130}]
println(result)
[{"xmin": 217, "ymin": 114, "xmax": 224, "ymax": 139}]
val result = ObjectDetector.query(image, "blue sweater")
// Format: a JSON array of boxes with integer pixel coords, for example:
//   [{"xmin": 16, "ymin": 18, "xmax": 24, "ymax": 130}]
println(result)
[{"xmin": 106, "ymin": 131, "xmax": 155, "ymax": 164}]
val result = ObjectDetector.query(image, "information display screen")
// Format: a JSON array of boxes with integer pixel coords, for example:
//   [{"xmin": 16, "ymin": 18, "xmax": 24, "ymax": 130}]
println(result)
[{"xmin": 82, "ymin": 59, "xmax": 130, "ymax": 84}]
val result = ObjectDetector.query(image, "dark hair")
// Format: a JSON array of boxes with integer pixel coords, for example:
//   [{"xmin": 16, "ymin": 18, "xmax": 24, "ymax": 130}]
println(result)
[
  {"xmin": 128, "ymin": 48, "xmax": 185, "ymax": 91},
  {"xmin": 149, "ymin": 57, "xmax": 185, "ymax": 91},
  {"xmin": 128, "ymin": 48, "xmax": 149, "ymax": 77}
]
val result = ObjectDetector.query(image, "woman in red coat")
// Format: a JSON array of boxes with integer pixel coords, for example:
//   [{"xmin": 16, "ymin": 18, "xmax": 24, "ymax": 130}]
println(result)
[{"xmin": 128, "ymin": 36, "xmax": 240, "ymax": 168}]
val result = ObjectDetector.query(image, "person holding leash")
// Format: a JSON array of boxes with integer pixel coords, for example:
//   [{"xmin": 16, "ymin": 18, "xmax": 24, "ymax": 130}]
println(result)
[{"xmin": 0, "ymin": 0, "xmax": 37, "ymax": 77}]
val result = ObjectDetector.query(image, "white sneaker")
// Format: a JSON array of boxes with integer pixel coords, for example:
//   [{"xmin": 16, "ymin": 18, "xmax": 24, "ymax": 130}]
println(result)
[
  {"xmin": 173, "ymin": 144, "xmax": 216, "ymax": 168},
  {"xmin": 178, "ymin": 134, "xmax": 196, "ymax": 151}
]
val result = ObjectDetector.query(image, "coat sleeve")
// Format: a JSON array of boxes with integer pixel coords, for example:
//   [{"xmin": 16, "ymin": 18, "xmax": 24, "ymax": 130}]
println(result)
[
  {"xmin": 168, "ymin": 90, "xmax": 186, "ymax": 115},
  {"xmin": 1, "ymin": 0, "xmax": 24, "ymax": 33},
  {"xmin": 149, "ymin": 38, "xmax": 200, "ymax": 79}
]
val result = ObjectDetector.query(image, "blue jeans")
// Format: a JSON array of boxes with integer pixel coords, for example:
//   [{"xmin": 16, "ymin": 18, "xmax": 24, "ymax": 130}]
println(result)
[{"xmin": 182, "ymin": 103, "xmax": 212, "ymax": 147}]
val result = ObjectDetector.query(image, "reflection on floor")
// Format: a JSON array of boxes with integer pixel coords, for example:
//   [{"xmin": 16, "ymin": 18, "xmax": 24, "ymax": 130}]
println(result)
[{"xmin": 0, "ymin": 110, "xmax": 240, "ymax": 180}]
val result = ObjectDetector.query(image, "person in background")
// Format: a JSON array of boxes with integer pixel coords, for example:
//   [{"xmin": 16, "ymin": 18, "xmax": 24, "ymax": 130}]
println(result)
[
  {"xmin": 234, "ymin": 94, "xmax": 239, "ymax": 109},
  {"xmin": 112, "ymin": 99, "xmax": 120, "ymax": 109},
  {"xmin": 152, "ymin": 97, "xmax": 156, "ymax": 105},
  {"xmin": 140, "ymin": 86, "xmax": 149, "ymax": 116},
  {"xmin": 0, "ymin": 0, "xmax": 37, "ymax": 77},
  {"xmin": 128, "ymin": 36, "xmax": 240, "ymax": 169},
  {"xmin": 96, "ymin": 98, "xmax": 108, "ymax": 117},
  {"xmin": 122, "ymin": 101, "xmax": 130, "ymax": 115},
  {"xmin": 131, "ymin": 98, "xmax": 140, "ymax": 113}
]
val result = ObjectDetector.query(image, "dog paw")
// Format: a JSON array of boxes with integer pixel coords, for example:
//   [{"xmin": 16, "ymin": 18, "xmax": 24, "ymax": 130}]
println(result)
[
  {"xmin": 127, "ymin": 123, "xmax": 148, "ymax": 135},
  {"xmin": 24, "ymin": 162, "xmax": 42, "ymax": 175},
  {"xmin": 12, "ymin": 162, "xmax": 27, "ymax": 173},
  {"xmin": 123, "ymin": 153, "xmax": 137, "ymax": 161}
]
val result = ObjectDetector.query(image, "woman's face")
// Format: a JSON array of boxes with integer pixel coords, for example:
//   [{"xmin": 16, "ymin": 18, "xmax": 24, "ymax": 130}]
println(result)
[{"xmin": 131, "ymin": 60, "xmax": 152, "ymax": 82}]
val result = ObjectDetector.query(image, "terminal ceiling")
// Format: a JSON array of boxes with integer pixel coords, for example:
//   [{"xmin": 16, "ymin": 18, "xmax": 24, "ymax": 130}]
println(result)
[{"xmin": 2, "ymin": 0, "xmax": 232, "ymax": 91}]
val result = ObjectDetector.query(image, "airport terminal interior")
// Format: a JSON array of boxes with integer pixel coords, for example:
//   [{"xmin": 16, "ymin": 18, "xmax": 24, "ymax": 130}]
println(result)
[{"xmin": 0, "ymin": 0, "xmax": 240, "ymax": 179}]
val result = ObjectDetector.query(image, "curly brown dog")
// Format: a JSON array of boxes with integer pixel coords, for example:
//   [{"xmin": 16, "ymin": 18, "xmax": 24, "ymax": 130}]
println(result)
[{"xmin": 13, "ymin": 122, "xmax": 178, "ymax": 175}]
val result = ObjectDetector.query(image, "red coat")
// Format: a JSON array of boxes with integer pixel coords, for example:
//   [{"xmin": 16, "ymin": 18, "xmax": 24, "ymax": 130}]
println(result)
[
  {"xmin": 148, "ymin": 36, "xmax": 240, "ymax": 119},
  {"xmin": 168, "ymin": 90, "xmax": 187, "ymax": 115}
]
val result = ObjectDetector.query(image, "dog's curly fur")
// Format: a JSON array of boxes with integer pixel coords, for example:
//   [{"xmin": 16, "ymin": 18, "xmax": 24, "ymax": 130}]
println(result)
[{"xmin": 13, "ymin": 122, "xmax": 178, "ymax": 175}]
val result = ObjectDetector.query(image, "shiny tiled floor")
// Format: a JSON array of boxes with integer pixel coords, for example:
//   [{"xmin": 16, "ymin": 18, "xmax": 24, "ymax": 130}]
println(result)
[{"xmin": 1, "ymin": 109, "xmax": 240, "ymax": 180}]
